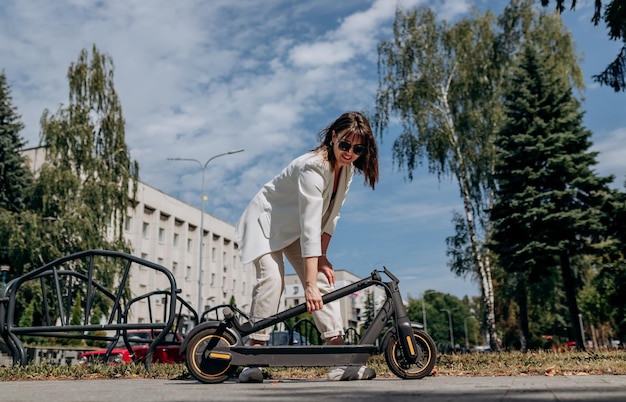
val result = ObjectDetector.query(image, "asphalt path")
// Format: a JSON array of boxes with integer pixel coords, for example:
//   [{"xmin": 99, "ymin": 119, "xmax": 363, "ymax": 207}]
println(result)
[{"xmin": 2, "ymin": 375, "xmax": 626, "ymax": 402}]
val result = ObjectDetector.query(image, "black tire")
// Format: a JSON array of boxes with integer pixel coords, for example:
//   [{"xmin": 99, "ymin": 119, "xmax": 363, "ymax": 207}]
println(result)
[
  {"xmin": 185, "ymin": 326, "xmax": 238, "ymax": 384},
  {"xmin": 384, "ymin": 328, "xmax": 437, "ymax": 379}
]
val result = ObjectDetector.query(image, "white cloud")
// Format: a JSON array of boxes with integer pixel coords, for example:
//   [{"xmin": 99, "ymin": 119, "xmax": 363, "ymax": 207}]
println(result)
[{"xmin": 591, "ymin": 127, "xmax": 626, "ymax": 185}]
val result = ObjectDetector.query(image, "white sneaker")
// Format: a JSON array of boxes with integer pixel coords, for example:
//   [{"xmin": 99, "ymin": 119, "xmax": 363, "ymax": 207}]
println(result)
[
  {"xmin": 327, "ymin": 365, "xmax": 376, "ymax": 381},
  {"xmin": 239, "ymin": 367, "xmax": 263, "ymax": 383}
]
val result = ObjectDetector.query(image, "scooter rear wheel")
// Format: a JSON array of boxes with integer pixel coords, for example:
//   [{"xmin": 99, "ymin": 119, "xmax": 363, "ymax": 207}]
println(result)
[
  {"xmin": 384, "ymin": 328, "xmax": 437, "ymax": 379},
  {"xmin": 185, "ymin": 327, "xmax": 238, "ymax": 383}
]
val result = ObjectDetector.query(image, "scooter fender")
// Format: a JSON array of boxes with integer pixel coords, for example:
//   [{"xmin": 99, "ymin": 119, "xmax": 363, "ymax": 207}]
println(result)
[
  {"xmin": 180, "ymin": 321, "xmax": 243, "ymax": 352},
  {"xmin": 380, "ymin": 322, "xmax": 424, "ymax": 354}
]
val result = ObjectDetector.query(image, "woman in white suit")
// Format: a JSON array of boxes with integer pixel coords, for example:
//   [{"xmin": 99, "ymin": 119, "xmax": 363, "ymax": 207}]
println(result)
[{"xmin": 235, "ymin": 111, "xmax": 379, "ymax": 382}]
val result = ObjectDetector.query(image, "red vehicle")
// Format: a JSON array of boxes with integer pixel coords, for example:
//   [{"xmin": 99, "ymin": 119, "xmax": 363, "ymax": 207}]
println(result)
[{"xmin": 77, "ymin": 330, "xmax": 184, "ymax": 365}]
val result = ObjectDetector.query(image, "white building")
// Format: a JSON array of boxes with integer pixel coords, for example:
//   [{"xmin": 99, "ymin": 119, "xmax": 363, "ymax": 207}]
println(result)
[
  {"xmin": 21, "ymin": 146, "xmax": 252, "ymax": 321},
  {"xmin": 20, "ymin": 146, "xmax": 374, "ymax": 333},
  {"xmin": 121, "ymin": 180, "xmax": 252, "ymax": 315}
]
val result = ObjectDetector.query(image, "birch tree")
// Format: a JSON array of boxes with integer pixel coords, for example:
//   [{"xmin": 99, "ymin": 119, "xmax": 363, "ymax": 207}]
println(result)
[{"xmin": 374, "ymin": 0, "xmax": 584, "ymax": 351}]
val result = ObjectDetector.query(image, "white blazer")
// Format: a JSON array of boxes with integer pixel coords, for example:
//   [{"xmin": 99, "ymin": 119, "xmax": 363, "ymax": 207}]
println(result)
[{"xmin": 235, "ymin": 151, "xmax": 354, "ymax": 264}]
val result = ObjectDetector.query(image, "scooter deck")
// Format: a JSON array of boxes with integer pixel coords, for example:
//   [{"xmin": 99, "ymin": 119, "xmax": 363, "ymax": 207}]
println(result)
[{"xmin": 212, "ymin": 344, "xmax": 378, "ymax": 367}]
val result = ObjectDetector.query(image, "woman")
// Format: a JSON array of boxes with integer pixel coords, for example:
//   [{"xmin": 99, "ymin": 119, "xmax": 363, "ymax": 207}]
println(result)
[{"xmin": 235, "ymin": 111, "xmax": 379, "ymax": 382}]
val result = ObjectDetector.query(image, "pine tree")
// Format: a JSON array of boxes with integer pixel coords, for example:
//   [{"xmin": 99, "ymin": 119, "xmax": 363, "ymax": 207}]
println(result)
[
  {"xmin": 360, "ymin": 290, "xmax": 376, "ymax": 332},
  {"xmin": 0, "ymin": 71, "xmax": 33, "ymax": 213},
  {"xmin": 490, "ymin": 43, "xmax": 613, "ymax": 351}
]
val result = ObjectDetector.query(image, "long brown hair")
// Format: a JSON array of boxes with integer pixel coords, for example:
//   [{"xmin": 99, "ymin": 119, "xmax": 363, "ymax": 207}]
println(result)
[{"xmin": 315, "ymin": 111, "xmax": 379, "ymax": 190}]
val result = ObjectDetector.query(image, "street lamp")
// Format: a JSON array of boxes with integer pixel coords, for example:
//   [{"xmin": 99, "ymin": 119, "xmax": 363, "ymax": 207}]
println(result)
[
  {"xmin": 421, "ymin": 290, "xmax": 436, "ymax": 333},
  {"xmin": 578, "ymin": 313, "xmax": 586, "ymax": 348},
  {"xmin": 441, "ymin": 308, "xmax": 458, "ymax": 350},
  {"xmin": 168, "ymin": 149, "xmax": 244, "ymax": 313},
  {"xmin": 464, "ymin": 316, "xmax": 476, "ymax": 350}
]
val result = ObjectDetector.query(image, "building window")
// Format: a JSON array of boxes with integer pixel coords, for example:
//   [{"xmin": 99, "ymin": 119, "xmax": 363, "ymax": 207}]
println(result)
[
  {"xmin": 173, "ymin": 233, "xmax": 179, "ymax": 247},
  {"xmin": 139, "ymin": 284, "xmax": 147, "ymax": 302},
  {"xmin": 212, "ymin": 247, "xmax": 217, "ymax": 262},
  {"xmin": 124, "ymin": 215, "xmax": 133, "ymax": 232},
  {"xmin": 172, "ymin": 261, "xmax": 178, "ymax": 275},
  {"xmin": 211, "ymin": 273, "xmax": 215, "ymax": 287},
  {"xmin": 187, "ymin": 238, "xmax": 192, "ymax": 252},
  {"xmin": 142, "ymin": 222, "xmax": 149, "ymax": 239},
  {"xmin": 158, "ymin": 228, "xmax": 165, "ymax": 243}
]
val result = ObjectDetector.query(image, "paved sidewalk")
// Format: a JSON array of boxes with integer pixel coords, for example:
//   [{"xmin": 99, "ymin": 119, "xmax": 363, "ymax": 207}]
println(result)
[{"xmin": 2, "ymin": 375, "xmax": 626, "ymax": 401}]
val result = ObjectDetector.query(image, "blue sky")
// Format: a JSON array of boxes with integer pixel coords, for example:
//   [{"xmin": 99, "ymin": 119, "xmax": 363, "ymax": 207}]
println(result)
[{"xmin": 1, "ymin": 0, "xmax": 625, "ymax": 300}]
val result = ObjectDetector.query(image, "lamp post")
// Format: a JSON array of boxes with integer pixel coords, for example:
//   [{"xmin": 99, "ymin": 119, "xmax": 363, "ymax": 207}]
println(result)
[
  {"xmin": 578, "ymin": 313, "xmax": 586, "ymax": 348},
  {"xmin": 1, "ymin": 263, "xmax": 10, "ymax": 294},
  {"xmin": 441, "ymin": 308, "xmax": 458, "ymax": 350},
  {"xmin": 421, "ymin": 290, "xmax": 436, "ymax": 332},
  {"xmin": 464, "ymin": 316, "xmax": 476, "ymax": 350},
  {"xmin": 168, "ymin": 149, "xmax": 244, "ymax": 313}
]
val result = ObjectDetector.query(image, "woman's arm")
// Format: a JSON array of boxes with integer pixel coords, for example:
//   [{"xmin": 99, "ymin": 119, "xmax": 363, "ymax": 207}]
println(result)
[
  {"xmin": 318, "ymin": 232, "xmax": 334, "ymax": 286},
  {"xmin": 304, "ymin": 256, "xmax": 322, "ymax": 313},
  {"xmin": 305, "ymin": 232, "xmax": 335, "ymax": 313}
]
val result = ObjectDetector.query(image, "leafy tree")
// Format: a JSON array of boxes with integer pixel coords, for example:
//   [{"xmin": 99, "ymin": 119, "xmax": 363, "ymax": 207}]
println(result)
[
  {"xmin": 33, "ymin": 44, "xmax": 138, "ymax": 258},
  {"xmin": 406, "ymin": 291, "xmax": 476, "ymax": 351},
  {"xmin": 376, "ymin": 4, "xmax": 505, "ymax": 352},
  {"xmin": 6, "ymin": 45, "xmax": 138, "ymax": 328},
  {"xmin": 375, "ymin": 0, "xmax": 585, "ymax": 352},
  {"xmin": 594, "ymin": 186, "xmax": 626, "ymax": 340},
  {"xmin": 540, "ymin": 0, "xmax": 626, "ymax": 91},
  {"xmin": 0, "ymin": 71, "xmax": 33, "ymax": 213},
  {"xmin": 490, "ymin": 42, "xmax": 613, "ymax": 351}
]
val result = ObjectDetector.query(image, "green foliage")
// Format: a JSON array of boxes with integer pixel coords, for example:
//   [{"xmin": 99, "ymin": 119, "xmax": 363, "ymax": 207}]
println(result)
[
  {"xmin": 491, "ymin": 43, "xmax": 611, "ymax": 272},
  {"xmin": 0, "ymin": 46, "xmax": 140, "ymax": 344},
  {"xmin": 34, "ymin": 44, "xmax": 138, "ymax": 250},
  {"xmin": 374, "ymin": 0, "xmax": 527, "ymax": 351},
  {"xmin": 0, "ymin": 71, "xmax": 35, "ymax": 281},
  {"xmin": 407, "ymin": 292, "xmax": 479, "ymax": 349},
  {"xmin": 375, "ymin": 0, "xmax": 582, "ymax": 351},
  {"xmin": 540, "ymin": 0, "xmax": 626, "ymax": 91},
  {"xmin": 0, "ymin": 71, "xmax": 33, "ymax": 214},
  {"xmin": 490, "ymin": 37, "xmax": 614, "ymax": 349}
]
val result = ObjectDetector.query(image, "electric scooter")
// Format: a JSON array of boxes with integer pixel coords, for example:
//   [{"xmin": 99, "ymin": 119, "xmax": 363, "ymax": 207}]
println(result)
[{"xmin": 181, "ymin": 267, "xmax": 437, "ymax": 383}]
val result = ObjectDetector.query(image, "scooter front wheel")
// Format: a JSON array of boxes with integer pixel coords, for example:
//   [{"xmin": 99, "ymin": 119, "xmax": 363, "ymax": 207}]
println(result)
[
  {"xmin": 384, "ymin": 328, "xmax": 437, "ymax": 379},
  {"xmin": 185, "ymin": 326, "xmax": 238, "ymax": 384}
]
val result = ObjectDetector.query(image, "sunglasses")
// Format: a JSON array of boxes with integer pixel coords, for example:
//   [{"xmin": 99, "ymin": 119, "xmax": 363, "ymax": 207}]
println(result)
[{"xmin": 337, "ymin": 140, "xmax": 366, "ymax": 156}]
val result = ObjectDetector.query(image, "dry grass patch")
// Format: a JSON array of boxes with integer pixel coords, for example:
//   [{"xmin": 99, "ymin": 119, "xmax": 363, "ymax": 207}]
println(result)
[{"xmin": 1, "ymin": 350, "xmax": 624, "ymax": 381}]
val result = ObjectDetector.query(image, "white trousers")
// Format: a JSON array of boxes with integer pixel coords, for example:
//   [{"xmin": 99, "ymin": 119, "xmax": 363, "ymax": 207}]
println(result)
[{"xmin": 248, "ymin": 239, "xmax": 344, "ymax": 341}]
